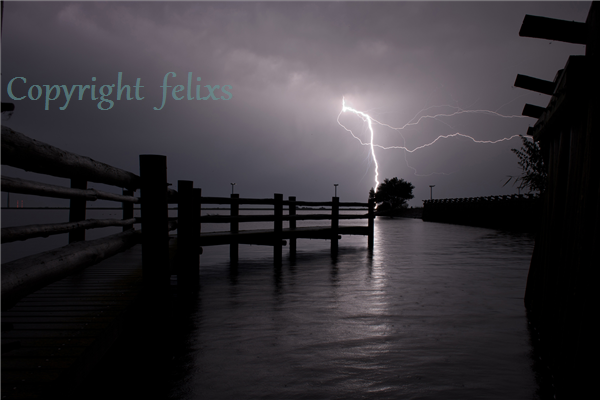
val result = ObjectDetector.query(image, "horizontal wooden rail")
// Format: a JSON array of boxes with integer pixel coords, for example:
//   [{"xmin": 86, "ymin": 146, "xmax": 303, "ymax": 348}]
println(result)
[
  {"xmin": 200, "ymin": 197, "xmax": 368, "ymax": 208},
  {"xmin": 200, "ymin": 214, "xmax": 369, "ymax": 223},
  {"xmin": 1, "ymin": 218, "xmax": 139, "ymax": 243},
  {"xmin": 1, "ymin": 229, "xmax": 142, "ymax": 308},
  {"xmin": 1, "ymin": 126, "xmax": 140, "ymax": 190},
  {"xmin": 1, "ymin": 176, "xmax": 140, "ymax": 203}
]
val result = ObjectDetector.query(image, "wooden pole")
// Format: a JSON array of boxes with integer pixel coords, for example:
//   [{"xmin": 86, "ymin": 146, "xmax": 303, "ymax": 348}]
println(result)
[
  {"xmin": 194, "ymin": 187, "xmax": 202, "ymax": 275},
  {"xmin": 122, "ymin": 189, "xmax": 134, "ymax": 231},
  {"xmin": 178, "ymin": 180, "xmax": 199, "ymax": 291},
  {"xmin": 368, "ymin": 198, "xmax": 375, "ymax": 250},
  {"xmin": 289, "ymin": 196, "xmax": 296, "ymax": 258},
  {"xmin": 230, "ymin": 193, "xmax": 239, "ymax": 264},
  {"xmin": 274, "ymin": 193, "xmax": 283, "ymax": 265},
  {"xmin": 331, "ymin": 196, "xmax": 339, "ymax": 255},
  {"xmin": 68, "ymin": 178, "xmax": 87, "ymax": 243},
  {"xmin": 139, "ymin": 155, "xmax": 169, "ymax": 294}
]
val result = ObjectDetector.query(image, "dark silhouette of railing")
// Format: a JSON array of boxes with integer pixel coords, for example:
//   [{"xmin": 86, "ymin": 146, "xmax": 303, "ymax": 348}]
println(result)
[
  {"xmin": 422, "ymin": 194, "xmax": 540, "ymax": 231},
  {"xmin": 1, "ymin": 126, "xmax": 374, "ymax": 306}
]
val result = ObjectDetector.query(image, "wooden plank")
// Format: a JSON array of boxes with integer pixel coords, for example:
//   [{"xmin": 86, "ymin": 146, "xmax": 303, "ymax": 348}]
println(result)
[
  {"xmin": 1, "ymin": 246, "xmax": 144, "ymax": 400},
  {"xmin": 514, "ymin": 74, "xmax": 556, "ymax": 95},
  {"xmin": 200, "ymin": 213, "xmax": 368, "ymax": 223},
  {"xmin": 2, "ymin": 218, "xmax": 139, "ymax": 243},
  {"xmin": 519, "ymin": 14, "xmax": 587, "ymax": 44},
  {"xmin": 1, "ymin": 126, "xmax": 140, "ymax": 189},
  {"xmin": 139, "ymin": 155, "xmax": 169, "ymax": 293},
  {"xmin": 522, "ymin": 103, "xmax": 546, "ymax": 119},
  {"xmin": 2, "ymin": 230, "xmax": 141, "ymax": 307},
  {"xmin": 199, "ymin": 225, "xmax": 369, "ymax": 246}
]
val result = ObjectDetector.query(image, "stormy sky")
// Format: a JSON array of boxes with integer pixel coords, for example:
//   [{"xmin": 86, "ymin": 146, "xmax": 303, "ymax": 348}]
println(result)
[{"xmin": 1, "ymin": 1, "xmax": 592, "ymax": 206}]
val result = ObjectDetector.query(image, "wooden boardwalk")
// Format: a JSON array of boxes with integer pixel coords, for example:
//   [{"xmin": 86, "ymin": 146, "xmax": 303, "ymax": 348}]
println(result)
[
  {"xmin": 1, "ymin": 245, "xmax": 143, "ymax": 400},
  {"xmin": 2, "ymin": 127, "xmax": 375, "ymax": 398}
]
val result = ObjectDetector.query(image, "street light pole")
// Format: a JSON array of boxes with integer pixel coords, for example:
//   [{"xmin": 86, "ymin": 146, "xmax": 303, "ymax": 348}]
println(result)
[
  {"xmin": 334, "ymin": 184, "xmax": 339, "ymax": 197},
  {"xmin": 231, "ymin": 183, "xmax": 236, "ymax": 195},
  {"xmin": 429, "ymin": 185, "xmax": 435, "ymax": 200}
]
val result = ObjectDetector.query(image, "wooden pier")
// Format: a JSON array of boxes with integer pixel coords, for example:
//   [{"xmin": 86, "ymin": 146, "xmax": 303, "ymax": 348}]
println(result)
[
  {"xmin": 514, "ymin": 3, "xmax": 599, "ymax": 398},
  {"xmin": 1, "ymin": 126, "xmax": 375, "ymax": 399}
]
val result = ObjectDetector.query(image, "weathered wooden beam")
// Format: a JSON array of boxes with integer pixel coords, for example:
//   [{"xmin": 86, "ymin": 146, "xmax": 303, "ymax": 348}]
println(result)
[
  {"xmin": 199, "ymin": 197, "xmax": 367, "ymax": 208},
  {"xmin": 522, "ymin": 104, "xmax": 547, "ymax": 119},
  {"xmin": 519, "ymin": 14, "xmax": 587, "ymax": 44},
  {"xmin": 331, "ymin": 196, "xmax": 339, "ymax": 255},
  {"xmin": 1, "ymin": 217, "xmax": 139, "ymax": 243},
  {"xmin": 230, "ymin": 193, "xmax": 239, "ymax": 264},
  {"xmin": 1, "ymin": 126, "xmax": 140, "ymax": 189},
  {"xmin": 514, "ymin": 74, "xmax": 556, "ymax": 95},
  {"xmin": 368, "ymin": 198, "xmax": 375, "ymax": 251},
  {"xmin": 289, "ymin": 196, "xmax": 297, "ymax": 258},
  {"xmin": 1, "ymin": 176, "xmax": 140, "ymax": 203},
  {"xmin": 274, "ymin": 193, "xmax": 283, "ymax": 265},
  {"xmin": 199, "ymin": 213, "xmax": 368, "ymax": 223},
  {"xmin": 177, "ymin": 181, "xmax": 199, "ymax": 291},
  {"xmin": 1, "ymin": 229, "xmax": 141, "ymax": 308},
  {"xmin": 238, "ymin": 239, "xmax": 287, "ymax": 246},
  {"xmin": 139, "ymin": 155, "xmax": 169, "ymax": 293}
]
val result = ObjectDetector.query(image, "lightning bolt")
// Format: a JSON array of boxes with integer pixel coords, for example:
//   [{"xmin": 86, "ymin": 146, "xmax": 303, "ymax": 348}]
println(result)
[
  {"xmin": 337, "ymin": 97, "xmax": 530, "ymax": 189},
  {"xmin": 340, "ymin": 98, "xmax": 381, "ymax": 189}
]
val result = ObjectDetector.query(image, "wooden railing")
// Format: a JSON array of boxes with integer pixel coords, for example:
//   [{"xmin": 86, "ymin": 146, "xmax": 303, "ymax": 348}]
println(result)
[
  {"xmin": 1, "ymin": 127, "xmax": 175, "ymax": 307},
  {"xmin": 1, "ymin": 126, "xmax": 374, "ymax": 306},
  {"xmin": 422, "ymin": 194, "xmax": 541, "ymax": 231}
]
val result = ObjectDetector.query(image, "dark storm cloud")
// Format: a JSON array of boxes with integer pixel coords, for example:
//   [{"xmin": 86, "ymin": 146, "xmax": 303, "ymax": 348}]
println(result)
[{"xmin": 1, "ymin": 1, "xmax": 592, "ymax": 204}]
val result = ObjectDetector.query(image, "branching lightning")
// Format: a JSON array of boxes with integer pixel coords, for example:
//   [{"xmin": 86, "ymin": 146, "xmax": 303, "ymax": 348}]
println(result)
[{"xmin": 337, "ymin": 97, "xmax": 529, "ymax": 190}]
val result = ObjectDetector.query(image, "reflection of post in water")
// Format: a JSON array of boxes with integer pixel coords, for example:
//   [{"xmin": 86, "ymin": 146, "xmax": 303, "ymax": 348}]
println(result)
[{"xmin": 273, "ymin": 264, "xmax": 283, "ymax": 295}]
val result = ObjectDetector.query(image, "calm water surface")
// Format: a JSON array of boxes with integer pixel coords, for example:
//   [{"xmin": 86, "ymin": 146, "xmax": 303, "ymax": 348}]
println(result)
[{"xmin": 169, "ymin": 216, "xmax": 537, "ymax": 400}]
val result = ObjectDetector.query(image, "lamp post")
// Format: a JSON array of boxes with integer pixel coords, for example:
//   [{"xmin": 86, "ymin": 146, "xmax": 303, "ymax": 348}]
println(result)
[
  {"xmin": 334, "ymin": 184, "xmax": 339, "ymax": 197},
  {"xmin": 429, "ymin": 185, "xmax": 435, "ymax": 200},
  {"xmin": 230, "ymin": 183, "xmax": 236, "ymax": 195}
]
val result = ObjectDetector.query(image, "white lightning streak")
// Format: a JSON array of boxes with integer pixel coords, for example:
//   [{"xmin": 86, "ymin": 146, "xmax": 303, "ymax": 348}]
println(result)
[
  {"xmin": 337, "ymin": 97, "xmax": 530, "ymax": 186},
  {"xmin": 341, "ymin": 98, "xmax": 380, "ymax": 189}
]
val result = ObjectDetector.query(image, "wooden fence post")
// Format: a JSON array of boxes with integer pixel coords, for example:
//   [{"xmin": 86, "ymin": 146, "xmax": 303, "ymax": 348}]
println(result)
[
  {"xmin": 331, "ymin": 196, "xmax": 339, "ymax": 255},
  {"xmin": 122, "ymin": 189, "xmax": 134, "ymax": 232},
  {"xmin": 368, "ymin": 198, "xmax": 375, "ymax": 251},
  {"xmin": 178, "ymin": 180, "xmax": 199, "ymax": 291},
  {"xmin": 274, "ymin": 193, "xmax": 283, "ymax": 265},
  {"xmin": 139, "ymin": 155, "xmax": 169, "ymax": 294},
  {"xmin": 194, "ymin": 187, "xmax": 202, "ymax": 275},
  {"xmin": 230, "ymin": 193, "xmax": 239, "ymax": 264},
  {"xmin": 289, "ymin": 196, "xmax": 296, "ymax": 258},
  {"xmin": 68, "ymin": 178, "xmax": 87, "ymax": 243}
]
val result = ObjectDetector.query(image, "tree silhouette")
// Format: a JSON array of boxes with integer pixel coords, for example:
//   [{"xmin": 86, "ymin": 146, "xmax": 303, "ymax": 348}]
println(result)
[
  {"xmin": 505, "ymin": 135, "xmax": 547, "ymax": 194},
  {"xmin": 370, "ymin": 177, "xmax": 414, "ymax": 212}
]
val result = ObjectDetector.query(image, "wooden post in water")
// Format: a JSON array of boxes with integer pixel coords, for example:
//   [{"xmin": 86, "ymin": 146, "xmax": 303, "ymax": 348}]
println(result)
[
  {"xmin": 122, "ymin": 189, "xmax": 134, "ymax": 231},
  {"xmin": 368, "ymin": 198, "xmax": 375, "ymax": 251},
  {"xmin": 274, "ymin": 193, "xmax": 283, "ymax": 264},
  {"xmin": 178, "ymin": 180, "xmax": 199, "ymax": 291},
  {"xmin": 331, "ymin": 196, "xmax": 339, "ymax": 255},
  {"xmin": 230, "ymin": 193, "xmax": 239, "ymax": 264},
  {"xmin": 139, "ymin": 155, "xmax": 169, "ymax": 293},
  {"xmin": 68, "ymin": 178, "xmax": 87, "ymax": 243},
  {"xmin": 289, "ymin": 196, "xmax": 297, "ymax": 258}
]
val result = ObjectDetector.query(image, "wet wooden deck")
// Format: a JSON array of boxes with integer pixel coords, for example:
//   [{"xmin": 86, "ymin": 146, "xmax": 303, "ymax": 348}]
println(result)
[
  {"xmin": 1, "ymin": 225, "xmax": 369, "ymax": 399},
  {"xmin": 1, "ymin": 245, "xmax": 144, "ymax": 400}
]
